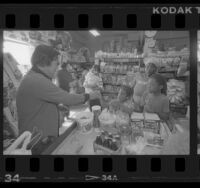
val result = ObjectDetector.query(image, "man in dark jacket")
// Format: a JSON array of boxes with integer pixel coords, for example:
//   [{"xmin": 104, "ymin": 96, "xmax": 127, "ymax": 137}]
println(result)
[{"xmin": 16, "ymin": 45, "xmax": 99, "ymax": 138}]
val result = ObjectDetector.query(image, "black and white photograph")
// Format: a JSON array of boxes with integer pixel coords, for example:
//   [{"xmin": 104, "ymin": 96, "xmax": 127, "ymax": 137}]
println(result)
[
  {"xmin": 3, "ymin": 30, "xmax": 190, "ymax": 155},
  {"xmin": 197, "ymin": 30, "xmax": 200, "ymax": 155}
]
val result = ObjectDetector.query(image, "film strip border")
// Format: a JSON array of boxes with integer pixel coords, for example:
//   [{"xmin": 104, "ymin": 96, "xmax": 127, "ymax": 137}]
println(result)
[
  {"xmin": 0, "ymin": 156, "xmax": 200, "ymax": 182},
  {"xmin": 0, "ymin": 4, "xmax": 200, "ymax": 182},
  {"xmin": 0, "ymin": 5, "xmax": 200, "ymax": 29}
]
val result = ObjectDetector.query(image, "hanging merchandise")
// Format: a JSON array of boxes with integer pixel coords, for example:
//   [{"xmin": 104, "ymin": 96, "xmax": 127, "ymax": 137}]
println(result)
[
  {"xmin": 143, "ymin": 31, "xmax": 157, "ymax": 56},
  {"xmin": 3, "ymin": 53, "xmax": 23, "ymax": 148},
  {"xmin": 4, "ymin": 53, "xmax": 23, "ymax": 88}
]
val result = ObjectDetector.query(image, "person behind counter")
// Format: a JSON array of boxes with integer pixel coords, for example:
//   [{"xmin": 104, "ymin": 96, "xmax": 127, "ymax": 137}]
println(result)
[
  {"xmin": 83, "ymin": 64, "xmax": 103, "ymax": 109},
  {"xmin": 140, "ymin": 73, "xmax": 170, "ymax": 121},
  {"xmin": 109, "ymin": 85, "xmax": 134, "ymax": 115},
  {"xmin": 16, "ymin": 45, "xmax": 100, "ymax": 138},
  {"xmin": 131, "ymin": 62, "xmax": 158, "ymax": 112},
  {"xmin": 56, "ymin": 62, "xmax": 73, "ymax": 92}
]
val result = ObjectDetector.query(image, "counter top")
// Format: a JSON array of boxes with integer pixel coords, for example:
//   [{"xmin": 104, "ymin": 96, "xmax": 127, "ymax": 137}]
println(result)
[
  {"xmin": 47, "ymin": 122, "xmax": 175, "ymax": 155},
  {"xmin": 42, "ymin": 106, "xmax": 190, "ymax": 155}
]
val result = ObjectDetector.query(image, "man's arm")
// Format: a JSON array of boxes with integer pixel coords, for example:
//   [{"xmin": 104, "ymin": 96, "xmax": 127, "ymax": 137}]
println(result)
[{"xmin": 32, "ymin": 77, "xmax": 86, "ymax": 106}]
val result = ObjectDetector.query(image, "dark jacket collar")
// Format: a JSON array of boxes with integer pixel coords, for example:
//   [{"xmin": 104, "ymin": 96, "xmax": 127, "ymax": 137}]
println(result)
[{"xmin": 31, "ymin": 66, "xmax": 52, "ymax": 81}]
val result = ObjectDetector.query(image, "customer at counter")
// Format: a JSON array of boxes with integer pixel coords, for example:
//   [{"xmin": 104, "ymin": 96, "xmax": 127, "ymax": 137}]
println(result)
[
  {"xmin": 140, "ymin": 73, "xmax": 170, "ymax": 121},
  {"xmin": 83, "ymin": 64, "xmax": 103, "ymax": 109},
  {"xmin": 131, "ymin": 62, "xmax": 158, "ymax": 112},
  {"xmin": 16, "ymin": 45, "xmax": 100, "ymax": 138},
  {"xmin": 109, "ymin": 85, "xmax": 134, "ymax": 115}
]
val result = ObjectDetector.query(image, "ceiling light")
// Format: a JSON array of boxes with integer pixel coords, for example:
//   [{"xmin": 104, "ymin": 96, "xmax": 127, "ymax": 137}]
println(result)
[{"xmin": 89, "ymin": 30, "xmax": 100, "ymax": 37}]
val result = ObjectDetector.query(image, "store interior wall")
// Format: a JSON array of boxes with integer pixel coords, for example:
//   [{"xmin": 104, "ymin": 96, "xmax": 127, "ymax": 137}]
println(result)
[
  {"xmin": 3, "ymin": 31, "xmax": 190, "ymax": 69},
  {"xmin": 86, "ymin": 31, "xmax": 189, "ymax": 57}
]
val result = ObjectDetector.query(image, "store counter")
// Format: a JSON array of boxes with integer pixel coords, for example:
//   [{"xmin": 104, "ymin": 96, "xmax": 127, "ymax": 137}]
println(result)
[{"xmin": 42, "ymin": 105, "xmax": 189, "ymax": 155}]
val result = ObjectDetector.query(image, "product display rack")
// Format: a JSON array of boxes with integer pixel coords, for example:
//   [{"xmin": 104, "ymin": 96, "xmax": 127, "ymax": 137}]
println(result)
[
  {"xmin": 97, "ymin": 52, "xmax": 189, "ymax": 114},
  {"xmin": 98, "ymin": 57, "xmax": 142, "ymax": 100},
  {"xmin": 65, "ymin": 62, "xmax": 94, "ymax": 75}
]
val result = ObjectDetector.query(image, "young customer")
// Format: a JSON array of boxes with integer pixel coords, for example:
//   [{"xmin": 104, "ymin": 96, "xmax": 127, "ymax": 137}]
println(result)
[
  {"xmin": 83, "ymin": 64, "xmax": 103, "ymax": 109},
  {"xmin": 132, "ymin": 62, "xmax": 158, "ymax": 112},
  {"xmin": 140, "ymin": 73, "xmax": 170, "ymax": 121},
  {"xmin": 109, "ymin": 85, "xmax": 134, "ymax": 115}
]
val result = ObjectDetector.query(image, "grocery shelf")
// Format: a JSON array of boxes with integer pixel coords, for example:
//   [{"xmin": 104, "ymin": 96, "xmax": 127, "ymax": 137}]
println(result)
[
  {"xmin": 102, "ymin": 91, "xmax": 118, "ymax": 94},
  {"xmin": 68, "ymin": 70, "xmax": 82, "ymax": 73},
  {"xmin": 66, "ymin": 62, "xmax": 94, "ymax": 65},
  {"xmin": 101, "ymin": 72, "xmax": 128, "ymax": 75},
  {"xmin": 103, "ymin": 83, "xmax": 122, "ymax": 86},
  {"xmin": 100, "ymin": 57, "xmax": 143, "ymax": 59}
]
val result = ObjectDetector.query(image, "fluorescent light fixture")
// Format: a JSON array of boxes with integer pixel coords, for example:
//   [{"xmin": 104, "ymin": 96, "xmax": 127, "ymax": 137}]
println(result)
[{"xmin": 89, "ymin": 30, "xmax": 100, "ymax": 37}]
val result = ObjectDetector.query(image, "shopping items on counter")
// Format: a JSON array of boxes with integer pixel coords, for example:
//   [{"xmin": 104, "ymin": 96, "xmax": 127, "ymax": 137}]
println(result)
[
  {"xmin": 98, "ymin": 108, "xmax": 116, "ymax": 128},
  {"xmin": 143, "ymin": 113, "xmax": 161, "ymax": 134},
  {"xmin": 144, "ymin": 132, "xmax": 164, "ymax": 148},
  {"xmin": 131, "ymin": 112, "xmax": 145, "ymax": 128},
  {"xmin": 130, "ymin": 112, "xmax": 161, "ymax": 134},
  {"xmin": 125, "ymin": 137, "xmax": 146, "ymax": 155},
  {"xmin": 93, "ymin": 130, "xmax": 122, "ymax": 154},
  {"xmin": 72, "ymin": 111, "xmax": 94, "ymax": 134},
  {"xmin": 115, "ymin": 111, "xmax": 130, "ymax": 128},
  {"xmin": 119, "ymin": 125, "xmax": 132, "ymax": 145},
  {"xmin": 92, "ymin": 105, "xmax": 101, "ymax": 130}
]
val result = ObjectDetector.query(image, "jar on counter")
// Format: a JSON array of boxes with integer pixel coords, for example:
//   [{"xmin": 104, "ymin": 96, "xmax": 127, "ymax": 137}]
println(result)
[{"xmin": 92, "ymin": 105, "xmax": 101, "ymax": 131}]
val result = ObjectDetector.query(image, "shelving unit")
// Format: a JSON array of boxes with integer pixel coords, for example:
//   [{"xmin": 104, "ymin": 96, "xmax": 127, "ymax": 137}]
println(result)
[
  {"xmin": 98, "ymin": 57, "xmax": 141, "ymax": 101},
  {"xmin": 97, "ymin": 52, "xmax": 189, "ymax": 111}
]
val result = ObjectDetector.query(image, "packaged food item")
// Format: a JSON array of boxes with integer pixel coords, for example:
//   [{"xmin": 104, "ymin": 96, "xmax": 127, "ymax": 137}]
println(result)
[
  {"xmin": 111, "ymin": 139, "xmax": 118, "ymax": 151},
  {"xmin": 98, "ymin": 108, "xmax": 116, "ymax": 128},
  {"xmin": 146, "ymin": 136, "xmax": 164, "ymax": 148},
  {"xmin": 95, "ymin": 134, "xmax": 103, "ymax": 145},
  {"xmin": 93, "ymin": 131, "xmax": 122, "ymax": 154},
  {"xmin": 131, "ymin": 112, "xmax": 144, "ymax": 129},
  {"xmin": 73, "ymin": 111, "xmax": 94, "ymax": 134},
  {"xmin": 115, "ymin": 111, "xmax": 130, "ymax": 128},
  {"xmin": 92, "ymin": 105, "xmax": 101, "ymax": 129},
  {"xmin": 143, "ymin": 113, "xmax": 161, "ymax": 134}
]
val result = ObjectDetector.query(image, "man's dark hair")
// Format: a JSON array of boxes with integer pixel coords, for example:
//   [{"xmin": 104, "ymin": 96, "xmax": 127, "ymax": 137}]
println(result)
[{"xmin": 31, "ymin": 45, "xmax": 59, "ymax": 67}]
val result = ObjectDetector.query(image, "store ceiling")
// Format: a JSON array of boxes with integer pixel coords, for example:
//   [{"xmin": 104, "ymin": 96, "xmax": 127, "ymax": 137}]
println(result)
[{"xmin": 73, "ymin": 31, "xmax": 140, "ymax": 39}]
